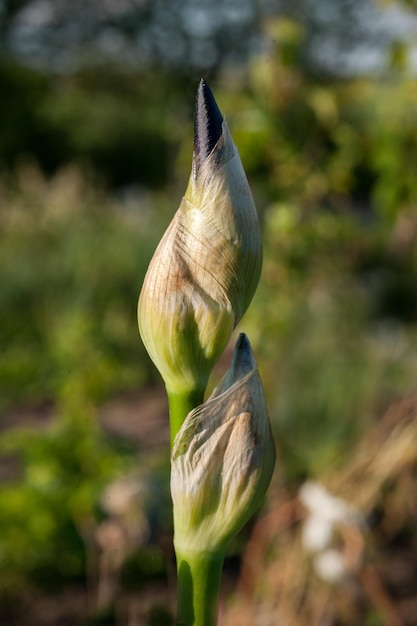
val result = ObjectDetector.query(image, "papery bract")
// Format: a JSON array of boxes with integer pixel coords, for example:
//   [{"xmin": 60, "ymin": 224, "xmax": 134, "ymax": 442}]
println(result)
[{"xmin": 171, "ymin": 333, "xmax": 275, "ymax": 555}]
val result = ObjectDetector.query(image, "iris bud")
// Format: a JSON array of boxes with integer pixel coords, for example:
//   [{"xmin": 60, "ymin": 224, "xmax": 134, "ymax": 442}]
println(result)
[
  {"xmin": 138, "ymin": 80, "xmax": 262, "ymax": 397},
  {"xmin": 171, "ymin": 333, "xmax": 275, "ymax": 555}
]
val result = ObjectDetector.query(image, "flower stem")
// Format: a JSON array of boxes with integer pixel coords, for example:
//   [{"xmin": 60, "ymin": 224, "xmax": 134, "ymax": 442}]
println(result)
[
  {"xmin": 175, "ymin": 550, "xmax": 224, "ymax": 626},
  {"xmin": 167, "ymin": 388, "xmax": 205, "ymax": 448}
]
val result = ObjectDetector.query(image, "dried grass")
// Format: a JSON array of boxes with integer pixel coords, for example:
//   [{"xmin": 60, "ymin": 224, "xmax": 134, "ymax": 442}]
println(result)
[{"xmin": 224, "ymin": 395, "xmax": 417, "ymax": 626}]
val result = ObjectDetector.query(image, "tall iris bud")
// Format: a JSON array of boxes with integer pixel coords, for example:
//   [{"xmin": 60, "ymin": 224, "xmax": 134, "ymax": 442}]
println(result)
[{"xmin": 138, "ymin": 80, "xmax": 262, "ymax": 427}]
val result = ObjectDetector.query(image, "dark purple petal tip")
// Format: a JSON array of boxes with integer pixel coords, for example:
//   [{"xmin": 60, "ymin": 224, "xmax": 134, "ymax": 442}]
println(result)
[
  {"xmin": 194, "ymin": 78, "xmax": 224, "ymax": 174},
  {"xmin": 231, "ymin": 333, "xmax": 255, "ymax": 378}
]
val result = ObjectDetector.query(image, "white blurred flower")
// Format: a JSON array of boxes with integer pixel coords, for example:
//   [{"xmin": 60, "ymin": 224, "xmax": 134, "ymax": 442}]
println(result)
[
  {"xmin": 314, "ymin": 549, "xmax": 347, "ymax": 584},
  {"xmin": 101, "ymin": 476, "xmax": 150, "ymax": 547},
  {"xmin": 101, "ymin": 477, "xmax": 144, "ymax": 517},
  {"xmin": 301, "ymin": 513, "xmax": 334, "ymax": 553},
  {"xmin": 299, "ymin": 480, "xmax": 356, "ymax": 525},
  {"xmin": 299, "ymin": 480, "xmax": 365, "ymax": 587},
  {"xmin": 299, "ymin": 481, "xmax": 362, "ymax": 553}
]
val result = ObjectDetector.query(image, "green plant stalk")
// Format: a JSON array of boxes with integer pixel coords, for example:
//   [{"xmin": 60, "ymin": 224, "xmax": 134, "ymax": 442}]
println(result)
[
  {"xmin": 175, "ymin": 549, "xmax": 224, "ymax": 626},
  {"xmin": 167, "ymin": 388, "xmax": 205, "ymax": 447}
]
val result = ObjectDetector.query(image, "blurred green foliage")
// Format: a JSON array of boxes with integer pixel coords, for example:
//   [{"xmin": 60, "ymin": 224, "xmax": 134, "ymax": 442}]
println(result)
[
  {"xmin": 0, "ymin": 411, "xmax": 126, "ymax": 589},
  {"xmin": 0, "ymin": 163, "xmax": 173, "ymax": 615},
  {"xmin": 0, "ymin": 63, "xmax": 189, "ymax": 187},
  {"xmin": 1, "ymin": 15, "xmax": 417, "ymax": 619},
  {"xmin": 246, "ymin": 202, "xmax": 417, "ymax": 477},
  {"xmin": 0, "ymin": 163, "xmax": 168, "ymax": 411}
]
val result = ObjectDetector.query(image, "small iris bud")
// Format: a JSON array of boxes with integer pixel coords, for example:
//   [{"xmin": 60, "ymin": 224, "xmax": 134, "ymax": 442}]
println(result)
[
  {"xmin": 170, "ymin": 333, "xmax": 275, "ymax": 556},
  {"xmin": 138, "ymin": 80, "xmax": 262, "ymax": 397}
]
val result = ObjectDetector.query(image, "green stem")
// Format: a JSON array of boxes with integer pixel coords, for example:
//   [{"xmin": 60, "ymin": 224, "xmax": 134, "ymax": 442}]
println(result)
[
  {"xmin": 167, "ymin": 388, "xmax": 205, "ymax": 448},
  {"xmin": 175, "ymin": 550, "xmax": 224, "ymax": 626}
]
